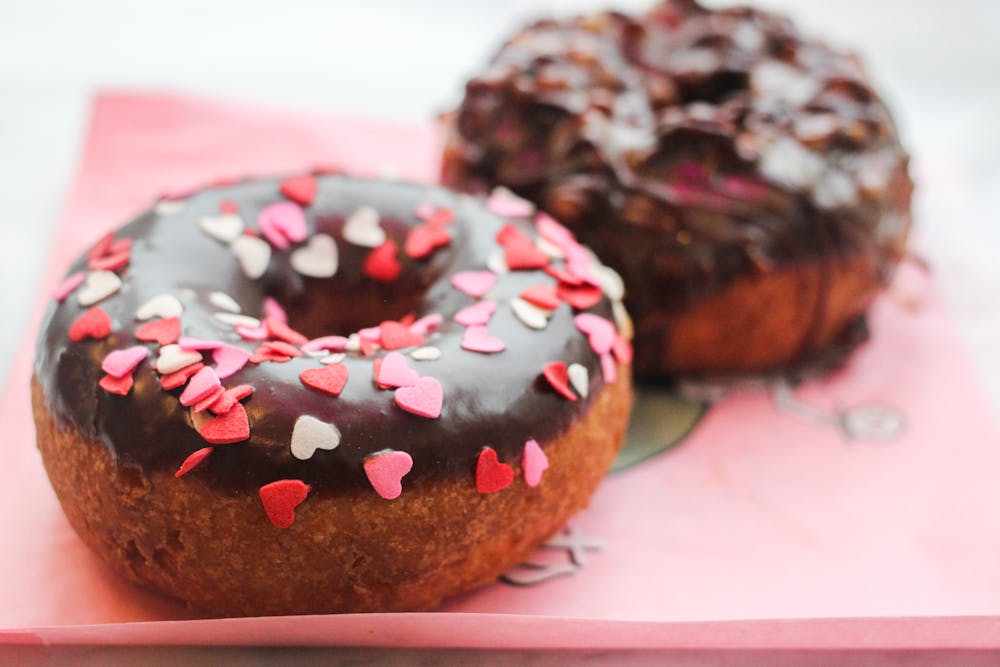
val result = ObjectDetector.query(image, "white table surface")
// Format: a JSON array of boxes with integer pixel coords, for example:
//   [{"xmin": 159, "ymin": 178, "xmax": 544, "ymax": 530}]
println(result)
[{"xmin": 1, "ymin": 0, "xmax": 999, "ymax": 661}]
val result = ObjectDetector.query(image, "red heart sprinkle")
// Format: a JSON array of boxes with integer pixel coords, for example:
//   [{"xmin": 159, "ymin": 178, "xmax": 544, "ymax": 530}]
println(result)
[
  {"xmin": 68, "ymin": 306, "xmax": 112, "ymax": 342},
  {"xmin": 219, "ymin": 199, "xmax": 240, "ymax": 214},
  {"xmin": 259, "ymin": 479, "xmax": 310, "ymax": 529},
  {"xmin": 192, "ymin": 385, "xmax": 227, "ymax": 413},
  {"xmin": 556, "ymin": 282, "xmax": 603, "ymax": 310},
  {"xmin": 279, "ymin": 175, "xmax": 318, "ymax": 206},
  {"xmin": 135, "ymin": 317, "xmax": 181, "ymax": 345},
  {"xmin": 159, "ymin": 361, "xmax": 205, "ymax": 390},
  {"xmin": 542, "ymin": 362, "xmax": 577, "ymax": 401},
  {"xmin": 264, "ymin": 316, "xmax": 308, "ymax": 346},
  {"xmin": 379, "ymin": 320, "xmax": 424, "ymax": 350},
  {"xmin": 198, "ymin": 401, "xmax": 250, "ymax": 444},
  {"xmin": 99, "ymin": 373, "xmax": 133, "ymax": 396},
  {"xmin": 495, "ymin": 223, "xmax": 529, "ymax": 246},
  {"xmin": 363, "ymin": 239, "xmax": 402, "ymax": 283},
  {"xmin": 300, "ymin": 364, "xmax": 349, "ymax": 396},
  {"xmin": 175, "ymin": 447, "xmax": 213, "ymax": 478},
  {"xmin": 109, "ymin": 238, "xmax": 133, "ymax": 255},
  {"xmin": 425, "ymin": 208, "xmax": 454, "ymax": 227},
  {"xmin": 209, "ymin": 384, "xmax": 254, "ymax": 415},
  {"xmin": 504, "ymin": 237, "xmax": 549, "ymax": 270},
  {"xmin": 88, "ymin": 249, "xmax": 131, "ymax": 272},
  {"xmin": 405, "ymin": 225, "xmax": 451, "ymax": 259},
  {"xmin": 476, "ymin": 447, "xmax": 515, "ymax": 494},
  {"xmin": 612, "ymin": 334, "xmax": 633, "ymax": 365},
  {"xmin": 86, "ymin": 231, "xmax": 114, "ymax": 262},
  {"xmin": 544, "ymin": 265, "xmax": 584, "ymax": 286},
  {"xmin": 520, "ymin": 284, "xmax": 561, "ymax": 311}
]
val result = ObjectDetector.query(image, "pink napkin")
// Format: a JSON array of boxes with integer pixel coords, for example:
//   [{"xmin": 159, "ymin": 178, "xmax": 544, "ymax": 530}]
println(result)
[{"xmin": 2, "ymin": 91, "xmax": 999, "ymax": 649}]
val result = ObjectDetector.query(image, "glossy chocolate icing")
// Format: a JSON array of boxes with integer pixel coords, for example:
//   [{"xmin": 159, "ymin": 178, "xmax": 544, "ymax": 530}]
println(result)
[
  {"xmin": 34, "ymin": 176, "xmax": 624, "ymax": 495},
  {"xmin": 442, "ymin": 0, "xmax": 913, "ymax": 373}
]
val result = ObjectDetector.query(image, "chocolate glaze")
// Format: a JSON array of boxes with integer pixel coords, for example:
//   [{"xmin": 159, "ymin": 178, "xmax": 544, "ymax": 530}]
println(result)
[
  {"xmin": 34, "ymin": 176, "xmax": 623, "ymax": 496},
  {"xmin": 442, "ymin": 0, "xmax": 913, "ymax": 374}
]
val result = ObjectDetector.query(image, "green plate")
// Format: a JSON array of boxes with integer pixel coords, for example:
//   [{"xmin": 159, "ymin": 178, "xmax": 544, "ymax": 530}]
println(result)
[{"xmin": 611, "ymin": 383, "xmax": 708, "ymax": 472}]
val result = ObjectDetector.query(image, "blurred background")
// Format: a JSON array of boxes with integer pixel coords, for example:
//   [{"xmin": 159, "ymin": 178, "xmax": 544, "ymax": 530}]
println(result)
[{"xmin": 1, "ymin": 0, "xmax": 998, "ymax": 407}]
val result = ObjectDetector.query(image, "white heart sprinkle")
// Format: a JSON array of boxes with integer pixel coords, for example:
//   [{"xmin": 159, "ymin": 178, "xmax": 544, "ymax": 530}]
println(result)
[
  {"xmin": 487, "ymin": 250, "xmax": 509, "ymax": 275},
  {"xmin": 156, "ymin": 344, "xmax": 202, "ymax": 374},
  {"xmin": 612, "ymin": 300, "xmax": 633, "ymax": 338},
  {"xmin": 320, "ymin": 353, "xmax": 346, "ymax": 365},
  {"xmin": 594, "ymin": 264, "xmax": 625, "ymax": 301},
  {"xmin": 345, "ymin": 334, "xmax": 361, "ymax": 352},
  {"xmin": 209, "ymin": 291, "xmax": 241, "ymax": 313},
  {"xmin": 213, "ymin": 312, "xmax": 261, "ymax": 329},
  {"xmin": 537, "ymin": 237, "xmax": 565, "ymax": 260},
  {"xmin": 291, "ymin": 233, "xmax": 339, "ymax": 278},
  {"xmin": 200, "ymin": 213, "xmax": 244, "ymax": 243},
  {"xmin": 342, "ymin": 205, "xmax": 385, "ymax": 248},
  {"xmin": 410, "ymin": 346, "xmax": 442, "ymax": 361},
  {"xmin": 77, "ymin": 271, "xmax": 122, "ymax": 306},
  {"xmin": 304, "ymin": 348, "xmax": 329, "ymax": 358},
  {"xmin": 290, "ymin": 415, "xmax": 341, "ymax": 460},
  {"xmin": 568, "ymin": 363, "xmax": 590, "ymax": 399},
  {"xmin": 155, "ymin": 200, "xmax": 185, "ymax": 216},
  {"xmin": 229, "ymin": 235, "xmax": 271, "ymax": 280},
  {"xmin": 510, "ymin": 297, "xmax": 549, "ymax": 330},
  {"xmin": 135, "ymin": 294, "xmax": 184, "ymax": 321}
]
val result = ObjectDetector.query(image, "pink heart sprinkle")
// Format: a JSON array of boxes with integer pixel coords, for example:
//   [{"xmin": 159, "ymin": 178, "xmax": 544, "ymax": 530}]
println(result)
[
  {"xmin": 377, "ymin": 351, "xmax": 420, "ymax": 388},
  {"xmin": 394, "ymin": 376, "xmax": 443, "ymax": 419},
  {"xmin": 179, "ymin": 337, "xmax": 225, "ymax": 350},
  {"xmin": 409, "ymin": 313, "xmax": 443, "ymax": 337},
  {"xmin": 601, "ymin": 352, "xmax": 617, "ymax": 384},
  {"xmin": 301, "ymin": 335, "xmax": 348, "ymax": 353},
  {"xmin": 574, "ymin": 313, "xmax": 616, "ymax": 355},
  {"xmin": 179, "ymin": 366, "xmax": 222, "ymax": 406},
  {"xmin": 564, "ymin": 243, "xmax": 602, "ymax": 287},
  {"xmin": 535, "ymin": 213, "xmax": 575, "ymax": 248},
  {"xmin": 363, "ymin": 449, "xmax": 414, "ymax": 500},
  {"xmin": 236, "ymin": 324, "xmax": 269, "ymax": 341},
  {"xmin": 358, "ymin": 326, "xmax": 382, "ymax": 343},
  {"xmin": 258, "ymin": 201, "xmax": 307, "ymax": 249},
  {"xmin": 450, "ymin": 271, "xmax": 497, "ymax": 299},
  {"xmin": 213, "ymin": 344, "xmax": 251, "ymax": 379},
  {"xmin": 487, "ymin": 189, "xmax": 534, "ymax": 218},
  {"xmin": 101, "ymin": 346, "xmax": 148, "ymax": 378},
  {"xmin": 454, "ymin": 300, "xmax": 496, "ymax": 326},
  {"xmin": 53, "ymin": 272, "xmax": 85, "ymax": 302},
  {"xmin": 523, "ymin": 439, "xmax": 549, "ymax": 488},
  {"xmin": 461, "ymin": 325, "xmax": 505, "ymax": 354},
  {"xmin": 262, "ymin": 297, "xmax": 287, "ymax": 323}
]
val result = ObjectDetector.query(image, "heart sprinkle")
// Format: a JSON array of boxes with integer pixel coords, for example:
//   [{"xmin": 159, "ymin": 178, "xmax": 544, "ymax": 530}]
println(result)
[
  {"xmin": 377, "ymin": 351, "xmax": 419, "ymax": 388},
  {"xmin": 451, "ymin": 271, "xmax": 496, "ymax": 298},
  {"xmin": 575, "ymin": 313, "xmax": 616, "ymax": 355},
  {"xmin": 486, "ymin": 187, "xmax": 534, "ymax": 218},
  {"xmin": 291, "ymin": 234, "xmax": 339, "ymax": 278},
  {"xmin": 542, "ymin": 362, "xmax": 577, "ymax": 401},
  {"xmin": 175, "ymin": 447, "xmax": 213, "ymax": 478},
  {"xmin": 302, "ymin": 336, "xmax": 348, "ymax": 354},
  {"xmin": 179, "ymin": 366, "xmax": 223, "ymax": 406},
  {"xmin": 300, "ymin": 364, "xmax": 349, "ymax": 396},
  {"xmin": 379, "ymin": 320, "xmax": 424, "ymax": 351},
  {"xmin": 454, "ymin": 300, "xmax": 496, "ymax": 327},
  {"xmin": 68, "ymin": 306, "xmax": 112, "ymax": 342},
  {"xmin": 522, "ymin": 439, "xmax": 549, "ymax": 488},
  {"xmin": 99, "ymin": 373, "xmax": 134, "ymax": 396},
  {"xmin": 198, "ymin": 401, "xmax": 250, "ymax": 444},
  {"xmin": 394, "ymin": 376, "xmax": 443, "ymax": 418},
  {"xmin": 364, "ymin": 449, "xmax": 414, "ymax": 500},
  {"xmin": 156, "ymin": 344, "xmax": 203, "ymax": 374},
  {"xmin": 101, "ymin": 346, "xmax": 149, "ymax": 378},
  {"xmin": 229, "ymin": 235, "xmax": 271, "ymax": 279},
  {"xmin": 200, "ymin": 213, "xmax": 244, "ymax": 244},
  {"xmin": 461, "ymin": 325, "xmax": 505, "ymax": 354},
  {"xmin": 135, "ymin": 317, "xmax": 180, "ymax": 346},
  {"xmin": 510, "ymin": 297, "xmax": 549, "ymax": 330},
  {"xmin": 405, "ymin": 225, "xmax": 451, "ymax": 259},
  {"xmin": 259, "ymin": 479, "xmax": 310, "ymax": 529},
  {"xmin": 567, "ymin": 363, "xmax": 590, "ymax": 399},
  {"xmin": 476, "ymin": 447, "xmax": 515, "ymax": 494},
  {"xmin": 280, "ymin": 175, "xmax": 318, "ymax": 206},
  {"xmin": 343, "ymin": 205, "xmax": 385, "ymax": 248},
  {"xmin": 290, "ymin": 415, "xmax": 341, "ymax": 460},
  {"xmin": 209, "ymin": 291, "xmax": 241, "ymax": 313},
  {"xmin": 258, "ymin": 201, "xmax": 308, "ymax": 249},
  {"xmin": 135, "ymin": 294, "xmax": 184, "ymax": 321},
  {"xmin": 520, "ymin": 284, "xmax": 561, "ymax": 311},
  {"xmin": 53, "ymin": 272, "xmax": 85, "ymax": 302},
  {"xmin": 410, "ymin": 346, "xmax": 441, "ymax": 361},
  {"xmin": 363, "ymin": 240, "xmax": 402, "ymax": 282},
  {"xmin": 77, "ymin": 270, "xmax": 122, "ymax": 306},
  {"xmin": 159, "ymin": 362, "xmax": 205, "ymax": 390},
  {"xmin": 557, "ymin": 282, "xmax": 603, "ymax": 310},
  {"xmin": 601, "ymin": 352, "xmax": 617, "ymax": 384}
]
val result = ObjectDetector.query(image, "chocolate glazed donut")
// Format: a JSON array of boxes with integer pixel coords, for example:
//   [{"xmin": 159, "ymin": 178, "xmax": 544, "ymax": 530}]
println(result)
[
  {"xmin": 32, "ymin": 174, "xmax": 633, "ymax": 615},
  {"xmin": 442, "ymin": 0, "xmax": 913, "ymax": 377}
]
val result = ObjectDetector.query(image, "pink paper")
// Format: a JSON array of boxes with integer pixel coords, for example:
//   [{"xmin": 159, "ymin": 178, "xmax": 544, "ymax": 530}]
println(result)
[{"xmin": 2, "ymin": 91, "xmax": 1000, "ymax": 648}]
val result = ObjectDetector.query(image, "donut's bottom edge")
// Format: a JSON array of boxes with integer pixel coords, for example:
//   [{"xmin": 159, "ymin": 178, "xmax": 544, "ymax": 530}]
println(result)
[{"xmin": 31, "ymin": 369, "xmax": 632, "ymax": 617}]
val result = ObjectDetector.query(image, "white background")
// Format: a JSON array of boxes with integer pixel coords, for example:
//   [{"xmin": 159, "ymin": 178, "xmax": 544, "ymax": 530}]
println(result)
[{"xmin": 1, "ymin": 0, "xmax": 998, "ymax": 409}]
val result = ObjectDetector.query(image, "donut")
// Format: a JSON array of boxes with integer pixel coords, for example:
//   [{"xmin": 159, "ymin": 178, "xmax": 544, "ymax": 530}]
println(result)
[
  {"xmin": 32, "ymin": 173, "xmax": 633, "ymax": 616},
  {"xmin": 442, "ymin": 0, "xmax": 913, "ymax": 377}
]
